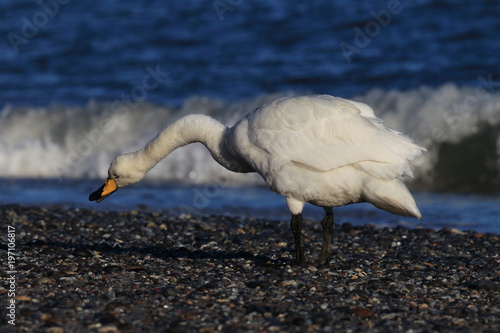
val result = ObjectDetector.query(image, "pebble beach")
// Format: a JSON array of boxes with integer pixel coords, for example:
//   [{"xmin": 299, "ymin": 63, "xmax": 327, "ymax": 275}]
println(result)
[
  {"xmin": 2, "ymin": 1, "xmax": 500, "ymax": 332},
  {"xmin": 1, "ymin": 204, "xmax": 499, "ymax": 332}
]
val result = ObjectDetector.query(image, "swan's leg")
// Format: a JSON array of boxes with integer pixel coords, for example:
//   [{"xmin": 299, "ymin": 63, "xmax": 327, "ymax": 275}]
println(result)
[
  {"xmin": 318, "ymin": 208, "xmax": 334, "ymax": 264},
  {"xmin": 286, "ymin": 198, "xmax": 306, "ymax": 265},
  {"xmin": 290, "ymin": 214, "xmax": 307, "ymax": 265}
]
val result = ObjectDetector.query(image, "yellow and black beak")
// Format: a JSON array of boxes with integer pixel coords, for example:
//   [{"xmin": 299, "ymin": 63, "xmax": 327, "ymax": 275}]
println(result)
[{"xmin": 89, "ymin": 178, "xmax": 118, "ymax": 203}]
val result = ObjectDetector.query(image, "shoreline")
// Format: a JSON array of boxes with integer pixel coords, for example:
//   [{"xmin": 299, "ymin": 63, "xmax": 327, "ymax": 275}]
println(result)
[{"xmin": 1, "ymin": 205, "xmax": 499, "ymax": 332}]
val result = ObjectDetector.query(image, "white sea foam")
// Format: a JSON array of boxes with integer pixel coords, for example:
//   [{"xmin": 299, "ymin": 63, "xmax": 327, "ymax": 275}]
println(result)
[{"xmin": 1, "ymin": 85, "xmax": 499, "ymax": 191}]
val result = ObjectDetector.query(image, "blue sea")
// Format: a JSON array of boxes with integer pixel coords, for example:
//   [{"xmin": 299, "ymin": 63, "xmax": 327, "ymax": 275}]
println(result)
[{"xmin": 1, "ymin": 0, "xmax": 499, "ymax": 233}]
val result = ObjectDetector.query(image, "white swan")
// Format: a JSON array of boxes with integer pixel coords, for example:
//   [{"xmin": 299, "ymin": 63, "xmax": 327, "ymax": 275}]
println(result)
[{"xmin": 90, "ymin": 95, "xmax": 424, "ymax": 265}]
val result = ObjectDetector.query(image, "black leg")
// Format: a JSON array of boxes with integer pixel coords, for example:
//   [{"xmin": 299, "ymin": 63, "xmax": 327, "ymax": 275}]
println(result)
[
  {"xmin": 290, "ymin": 214, "xmax": 306, "ymax": 265},
  {"xmin": 318, "ymin": 213, "xmax": 334, "ymax": 264}
]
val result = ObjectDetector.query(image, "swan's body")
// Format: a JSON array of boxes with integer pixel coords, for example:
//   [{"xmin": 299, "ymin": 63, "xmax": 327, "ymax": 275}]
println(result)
[{"xmin": 90, "ymin": 95, "xmax": 424, "ymax": 264}]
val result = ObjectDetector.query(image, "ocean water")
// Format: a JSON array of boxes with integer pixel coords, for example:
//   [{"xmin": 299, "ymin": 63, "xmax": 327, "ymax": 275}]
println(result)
[{"xmin": 0, "ymin": 1, "xmax": 499, "ymax": 232}]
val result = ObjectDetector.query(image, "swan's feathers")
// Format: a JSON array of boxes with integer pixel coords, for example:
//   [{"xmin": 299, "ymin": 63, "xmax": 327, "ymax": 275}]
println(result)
[{"xmin": 246, "ymin": 95, "xmax": 424, "ymax": 179}]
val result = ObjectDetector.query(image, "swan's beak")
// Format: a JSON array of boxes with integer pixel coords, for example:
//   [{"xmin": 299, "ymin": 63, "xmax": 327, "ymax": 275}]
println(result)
[{"xmin": 89, "ymin": 178, "xmax": 118, "ymax": 203}]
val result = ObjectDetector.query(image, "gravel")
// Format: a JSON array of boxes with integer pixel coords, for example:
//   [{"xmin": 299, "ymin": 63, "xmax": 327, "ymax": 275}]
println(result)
[{"xmin": 1, "ymin": 204, "xmax": 499, "ymax": 332}]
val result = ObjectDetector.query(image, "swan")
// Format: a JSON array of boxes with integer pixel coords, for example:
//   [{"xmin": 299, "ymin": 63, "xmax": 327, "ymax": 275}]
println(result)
[{"xmin": 89, "ymin": 95, "xmax": 424, "ymax": 265}]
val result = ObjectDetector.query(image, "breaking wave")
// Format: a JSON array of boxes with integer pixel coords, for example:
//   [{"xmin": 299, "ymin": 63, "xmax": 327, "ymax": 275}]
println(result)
[{"xmin": 1, "ymin": 84, "xmax": 499, "ymax": 192}]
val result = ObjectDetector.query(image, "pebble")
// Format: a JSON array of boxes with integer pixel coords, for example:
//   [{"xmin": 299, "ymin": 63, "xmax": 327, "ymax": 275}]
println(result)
[
  {"xmin": 72, "ymin": 248, "xmax": 93, "ymax": 258},
  {"xmin": 2, "ymin": 204, "xmax": 499, "ymax": 332}
]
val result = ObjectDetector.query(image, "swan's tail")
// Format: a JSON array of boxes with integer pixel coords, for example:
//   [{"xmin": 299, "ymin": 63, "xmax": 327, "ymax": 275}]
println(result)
[{"xmin": 363, "ymin": 178, "xmax": 422, "ymax": 219}]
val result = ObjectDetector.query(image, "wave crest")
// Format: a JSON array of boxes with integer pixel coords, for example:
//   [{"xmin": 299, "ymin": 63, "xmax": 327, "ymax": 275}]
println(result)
[{"xmin": 1, "ymin": 85, "xmax": 499, "ymax": 192}]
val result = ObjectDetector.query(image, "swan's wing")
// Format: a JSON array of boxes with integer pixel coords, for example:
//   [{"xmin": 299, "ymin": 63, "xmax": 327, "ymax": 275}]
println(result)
[{"xmin": 247, "ymin": 95, "xmax": 424, "ymax": 179}]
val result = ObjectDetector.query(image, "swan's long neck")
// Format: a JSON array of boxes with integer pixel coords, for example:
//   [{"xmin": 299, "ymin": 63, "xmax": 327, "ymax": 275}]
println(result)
[{"xmin": 134, "ymin": 114, "xmax": 247, "ymax": 173}]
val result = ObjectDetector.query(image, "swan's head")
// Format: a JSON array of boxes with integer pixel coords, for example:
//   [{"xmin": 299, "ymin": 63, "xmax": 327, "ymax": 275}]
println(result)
[{"xmin": 89, "ymin": 153, "xmax": 146, "ymax": 203}]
